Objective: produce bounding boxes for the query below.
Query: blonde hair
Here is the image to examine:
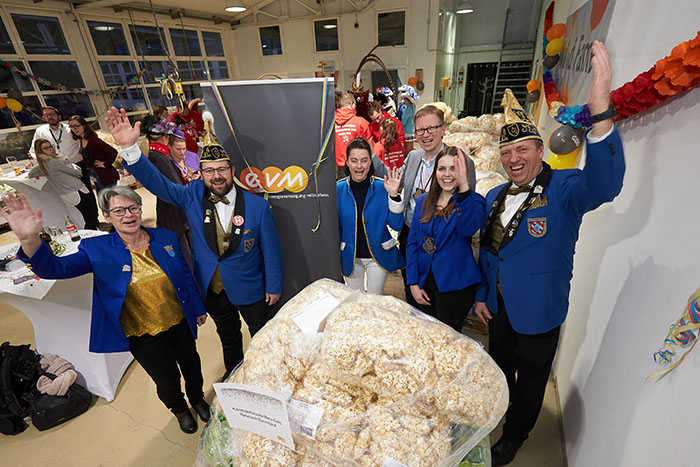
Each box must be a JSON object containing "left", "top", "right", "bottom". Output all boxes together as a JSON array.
[{"left": 33, "top": 139, "right": 57, "bottom": 175}]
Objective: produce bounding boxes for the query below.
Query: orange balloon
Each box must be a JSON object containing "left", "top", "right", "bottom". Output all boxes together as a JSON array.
[
  {"left": 547, "top": 23, "right": 566, "bottom": 41},
  {"left": 407, "top": 77, "right": 418, "bottom": 86},
  {"left": 546, "top": 38, "right": 563, "bottom": 56},
  {"left": 526, "top": 80, "right": 540, "bottom": 92},
  {"left": 0, "top": 96, "right": 6, "bottom": 109}
]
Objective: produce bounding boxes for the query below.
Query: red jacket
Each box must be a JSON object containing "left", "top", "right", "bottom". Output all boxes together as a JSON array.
[
  {"left": 334, "top": 107, "right": 371, "bottom": 167},
  {"left": 373, "top": 139, "right": 405, "bottom": 171},
  {"left": 170, "top": 109, "right": 204, "bottom": 153},
  {"left": 369, "top": 111, "right": 405, "bottom": 147},
  {"left": 83, "top": 135, "right": 119, "bottom": 186}
]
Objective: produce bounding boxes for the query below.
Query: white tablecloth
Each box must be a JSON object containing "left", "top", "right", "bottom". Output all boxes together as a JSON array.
[{"left": 0, "top": 233, "right": 133, "bottom": 401}]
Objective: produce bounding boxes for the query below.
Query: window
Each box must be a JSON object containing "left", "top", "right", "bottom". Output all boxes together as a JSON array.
[
  {"left": 11, "top": 14, "right": 70, "bottom": 54},
  {"left": 29, "top": 61, "right": 85, "bottom": 90},
  {"left": 208, "top": 61, "right": 229, "bottom": 80},
  {"left": 1, "top": 61, "right": 34, "bottom": 93},
  {"left": 140, "top": 60, "right": 171, "bottom": 82},
  {"left": 146, "top": 87, "right": 173, "bottom": 107},
  {"left": 88, "top": 21, "right": 129, "bottom": 56},
  {"left": 43, "top": 94, "right": 94, "bottom": 118},
  {"left": 314, "top": 19, "right": 338, "bottom": 52},
  {"left": 378, "top": 11, "right": 405, "bottom": 47},
  {"left": 202, "top": 31, "right": 224, "bottom": 57},
  {"left": 0, "top": 96, "right": 42, "bottom": 130},
  {"left": 99, "top": 61, "right": 137, "bottom": 87},
  {"left": 129, "top": 25, "right": 168, "bottom": 56},
  {"left": 259, "top": 26, "right": 282, "bottom": 56},
  {"left": 0, "top": 18, "right": 15, "bottom": 55},
  {"left": 177, "top": 61, "right": 207, "bottom": 81},
  {"left": 110, "top": 88, "right": 147, "bottom": 113},
  {"left": 170, "top": 28, "right": 201, "bottom": 56}
]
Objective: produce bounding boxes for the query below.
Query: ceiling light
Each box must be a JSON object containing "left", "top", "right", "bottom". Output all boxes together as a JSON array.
[
  {"left": 323, "top": 24, "right": 337, "bottom": 29},
  {"left": 225, "top": 0, "right": 246, "bottom": 13},
  {"left": 456, "top": 1, "right": 475, "bottom": 14},
  {"left": 94, "top": 25, "right": 116, "bottom": 31}
]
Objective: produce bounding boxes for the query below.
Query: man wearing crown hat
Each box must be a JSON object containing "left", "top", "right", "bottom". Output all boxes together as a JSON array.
[
  {"left": 106, "top": 108, "right": 283, "bottom": 378},
  {"left": 473, "top": 41, "right": 625, "bottom": 465}
]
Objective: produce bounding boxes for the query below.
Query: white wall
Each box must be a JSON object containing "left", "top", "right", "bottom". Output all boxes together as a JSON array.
[{"left": 534, "top": 0, "right": 700, "bottom": 465}]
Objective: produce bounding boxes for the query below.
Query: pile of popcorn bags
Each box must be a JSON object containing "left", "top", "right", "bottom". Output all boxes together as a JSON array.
[{"left": 199, "top": 279, "right": 508, "bottom": 466}]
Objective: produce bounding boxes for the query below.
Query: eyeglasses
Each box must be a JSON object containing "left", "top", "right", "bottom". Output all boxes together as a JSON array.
[
  {"left": 40, "top": 145, "right": 54, "bottom": 151},
  {"left": 201, "top": 167, "right": 231, "bottom": 176},
  {"left": 414, "top": 125, "right": 443, "bottom": 136},
  {"left": 108, "top": 205, "right": 142, "bottom": 217},
  {"left": 69, "top": 124, "right": 82, "bottom": 129}
]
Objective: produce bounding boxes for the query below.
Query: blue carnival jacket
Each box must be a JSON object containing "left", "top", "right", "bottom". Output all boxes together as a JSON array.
[
  {"left": 124, "top": 155, "right": 283, "bottom": 305},
  {"left": 476, "top": 127, "right": 625, "bottom": 334},
  {"left": 406, "top": 191, "right": 486, "bottom": 292},
  {"left": 18, "top": 228, "right": 205, "bottom": 353},
  {"left": 337, "top": 176, "right": 405, "bottom": 276}
]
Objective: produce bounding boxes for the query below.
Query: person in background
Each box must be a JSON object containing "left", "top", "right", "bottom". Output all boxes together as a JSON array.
[
  {"left": 169, "top": 128, "right": 201, "bottom": 179},
  {"left": 29, "top": 139, "right": 94, "bottom": 228},
  {"left": 373, "top": 118, "right": 405, "bottom": 172},
  {"left": 1, "top": 186, "right": 210, "bottom": 434},
  {"left": 334, "top": 92, "right": 371, "bottom": 180},
  {"left": 398, "top": 84, "right": 418, "bottom": 154},
  {"left": 170, "top": 99, "right": 204, "bottom": 154},
  {"left": 406, "top": 146, "right": 486, "bottom": 332},
  {"left": 473, "top": 42, "right": 624, "bottom": 466},
  {"left": 107, "top": 107, "right": 283, "bottom": 380},
  {"left": 141, "top": 115, "right": 192, "bottom": 264},
  {"left": 337, "top": 138, "right": 404, "bottom": 295},
  {"left": 367, "top": 102, "right": 405, "bottom": 148},
  {"left": 68, "top": 115, "right": 119, "bottom": 193},
  {"left": 153, "top": 105, "right": 170, "bottom": 120}
]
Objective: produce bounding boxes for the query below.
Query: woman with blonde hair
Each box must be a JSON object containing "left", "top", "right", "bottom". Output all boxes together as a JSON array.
[{"left": 29, "top": 138, "right": 98, "bottom": 229}]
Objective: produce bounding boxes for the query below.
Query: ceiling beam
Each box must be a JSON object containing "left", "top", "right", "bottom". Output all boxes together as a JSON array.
[
  {"left": 75, "top": 0, "right": 133, "bottom": 10},
  {"left": 233, "top": 0, "right": 278, "bottom": 21},
  {"left": 294, "top": 0, "right": 319, "bottom": 15}
]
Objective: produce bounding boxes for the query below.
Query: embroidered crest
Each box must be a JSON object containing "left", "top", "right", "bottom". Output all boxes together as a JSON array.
[
  {"left": 233, "top": 215, "right": 244, "bottom": 226},
  {"left": 164, "top": 245, "right": 175, "bottom": 257},
  {"left": 527, "top": 218, "right": 547, "bottom": 237},
  {"left": 529, "top": 195, "right": 548, "bottom": 209},
  {"left": 122, "top": 265, "right": 131, "bottom": 272},
  {"left": 244, "top": 238, "right": 255, "bottom": 252}
]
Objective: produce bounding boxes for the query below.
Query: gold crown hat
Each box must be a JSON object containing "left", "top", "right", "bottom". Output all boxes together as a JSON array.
[
  {"left": 200, "top": 120, "right": 231, "bottom": 163},
  {"left": 499, "top": 88, "right": 543, "bottom": 147}
]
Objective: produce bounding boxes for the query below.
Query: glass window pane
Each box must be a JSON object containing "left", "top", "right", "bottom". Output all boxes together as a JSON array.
[
  {"left": 181, "top": 84, "right": 203, "bottom": 101},
  {"left": 44, "top": 93, "right": 94, "bottom": 118},
  {"left": 169, "top": 28, "right": 201, "bottom": 57},
  {"left": 208, "top": 61, "right": 229, "bottom": 80},
  {"left": 259, "top": 26, "right": 282, "bottom": 56},
  {"left": 201, "top": 31, "right": 224, "bottom": 57},
  {"left": 177, "top": 61, "right": 207, "bottom": 81},
  {"left": 11, "top": 14, "right": 70, "bottom": 55},
  {"left": 0, "top": 18, "right": 15, "bottom": 55},
  {"left": 28, "top": 61, "right": 85, "bottom": 90},
  {"left": 0, "top": 96, "right": 42, "bottom": 130},
  {"left": 99, "top": 61, "right": 137, "bottom": 86},
  {"left": 0, "top": 61, "right": 35, "bottom": 93},
  {"left": 88, "top": 21, "right": 129, "bottom": 56},
  {"left": 378, "top": 11, "right": 405, "bottom": 47},
  {"left": 147, "top": 86, "right": 175, "bottom": 107},
  {"left": 110, "top": 88, "right": 147, "bottom": 113},
  {"left": 140, "top": 60, "right": 176, "bottom": 83},
  {"left": 0, "top": 129, "right": 38, "bottom": 162},
  {"left": 129, "top": 25, "right": 168, "bottom": 56},
  {"left": 314, "top": 19, "right": 338, "bottom": 52}
]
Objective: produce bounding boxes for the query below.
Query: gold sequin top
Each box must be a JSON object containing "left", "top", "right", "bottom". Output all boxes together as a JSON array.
[{"left": 120, "top": 247, "right": 185, "bottom": 338}]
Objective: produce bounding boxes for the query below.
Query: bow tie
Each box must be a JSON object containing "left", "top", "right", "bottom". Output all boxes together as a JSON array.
[
  {"left": 506, "top": 185, "right": 531, "bottom": 196},
  {"left": 208, "top": 194, "right": 230, "bottom": 205}
]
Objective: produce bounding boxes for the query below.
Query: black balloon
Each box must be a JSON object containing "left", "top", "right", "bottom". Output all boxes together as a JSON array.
[
  {"left": 543, "top": 54, "right": 560, "bottom": 69},
  {"left": 525, "top": 90, "right": 541, "bottom": 103},
  {"left": 548, "top": 125, "right": 584, "bottom": 155}
]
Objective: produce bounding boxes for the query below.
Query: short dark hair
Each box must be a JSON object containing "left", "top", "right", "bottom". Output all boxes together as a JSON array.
[
  {"left": 41, "top": 106, "right": 59, "bottom": 115},
  {"left": 344, "top": 137, "right": 374, "bottom": 178}
]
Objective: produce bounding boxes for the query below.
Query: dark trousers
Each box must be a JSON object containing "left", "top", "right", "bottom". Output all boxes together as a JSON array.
[
  {"left": 418, "top": 268, "right": 477, "bottom": 332},
  {"left": 74, "top": 161, "right": 99, "bottom": 230},
  {"left": 205, "top": 289, "right": 272, "bottom": 373},
  {"left": 488, "top": 293, "right": 560, "bottom": 443},
  {"left": 399, "top": 225, "right": 419, "bottom": 308},
  {"left": 128, "top": 320, "right": 204, "bottom": 412}
]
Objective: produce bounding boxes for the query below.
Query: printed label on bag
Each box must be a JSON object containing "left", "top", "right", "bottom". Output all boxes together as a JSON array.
[
  {"left": 288, "top": 398, "right": 324, "bottom": 439},
  {"left": 383, "top": 456, "right": 409, "bottom": 467},
  {"left": 291, "top": 294, "right": 340, "bottom": 335}
]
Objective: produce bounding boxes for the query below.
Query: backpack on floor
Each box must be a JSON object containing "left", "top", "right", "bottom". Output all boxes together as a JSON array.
[
  {"left": 0, "top": 342, "right": 41, "bottom": 435},
  {"left": 25, "top": 380, "right": 92, "bottom": 431}
]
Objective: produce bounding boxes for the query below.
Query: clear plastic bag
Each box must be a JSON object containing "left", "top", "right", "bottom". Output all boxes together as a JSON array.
[{"left": 199, "top": 279, "right": 508, "bottom": 467}]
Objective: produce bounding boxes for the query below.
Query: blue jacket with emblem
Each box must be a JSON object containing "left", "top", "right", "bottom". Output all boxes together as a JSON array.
[
  {"left": 124, "top": 155, "right": 283, "bottom": 305},
  {"left": 17, "top": 228, "right": 205, "bottom": 353},
  {"left": 476, "top": 128, "right": 625, "bottom": 334},
  {"left": 337, "top": 176, "right": 405, "bottom": 276},
  {"left": 406, "top": 191, "right": 486, "bottom": 292}
]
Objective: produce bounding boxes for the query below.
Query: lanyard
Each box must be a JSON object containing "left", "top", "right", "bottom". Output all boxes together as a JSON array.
[{"left": 49, "top": 126, "right": 63, "bottom": 150}]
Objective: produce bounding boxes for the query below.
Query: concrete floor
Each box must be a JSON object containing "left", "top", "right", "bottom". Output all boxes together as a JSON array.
[{"left": 0, "top": 188, "right": 566, "bottom": 466}]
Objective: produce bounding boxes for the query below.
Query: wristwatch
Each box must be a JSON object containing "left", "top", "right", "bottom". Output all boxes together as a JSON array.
[{"left": 589, "top": 104, "right": 617, "bottom": 123}]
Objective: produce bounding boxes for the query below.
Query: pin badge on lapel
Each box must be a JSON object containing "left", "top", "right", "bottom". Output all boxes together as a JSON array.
[
  {"left": 233, "top": 215, "right": 244, "bottom": 226},
  {"left": 204, "top": 209, "right": 212, "bottom": 224},
  {"left": 234, "top": 228, "right": 241, "bottom": 235},
  {"left": 534, "top": 185, "right": 543, "bottom": 194},
  {"left": 164, "top": 245, "right": 175, "bottom": 257},
  {"left": 122, "top": 265, "right": 131, "bottom": 272}
]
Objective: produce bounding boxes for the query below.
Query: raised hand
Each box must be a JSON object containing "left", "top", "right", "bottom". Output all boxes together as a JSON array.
[
  {"left": 453, "top": 148, "right": 470, "bottom": 192},
  {"left": 383, "top": 168, "right": 403, "bottom": 198},
  {"left": 105, "top": 107, "right": 141, "bottom": 148},
  {"left": 0, "top": 193, "right": 43, "bottom": 257},
  {"left": 588, "top": 41, "right": 614, "bottom": 136}
]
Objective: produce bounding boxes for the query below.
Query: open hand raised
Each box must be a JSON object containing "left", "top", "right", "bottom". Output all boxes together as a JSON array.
[
  {"left": 105, "top": 107, "right": 142, "bottom": 148},
  {"left": 383, "top": 167, "right": 403, "bottom": 198}
]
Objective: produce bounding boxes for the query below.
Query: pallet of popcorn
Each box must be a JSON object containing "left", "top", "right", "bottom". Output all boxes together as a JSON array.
[{"left": 199, "top": 279, "right": 508, "bottom": 467}]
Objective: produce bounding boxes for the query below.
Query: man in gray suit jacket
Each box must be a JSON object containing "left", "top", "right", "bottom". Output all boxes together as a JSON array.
[{"left": 382, "top": 105, "right": 475, "bottom": 307}]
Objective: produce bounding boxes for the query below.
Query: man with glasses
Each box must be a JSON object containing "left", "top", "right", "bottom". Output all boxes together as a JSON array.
[
  {"left": 396, "top": 105, "right": 475, "bottom": 307},
  {"left": 105, "top": 107, "right": 283, "bottom": 379}
]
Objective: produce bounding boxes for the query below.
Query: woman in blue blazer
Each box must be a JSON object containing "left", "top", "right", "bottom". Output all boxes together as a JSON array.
[
  {"left": 337, "top": 138, "right": 404, "bottom": 294},
  {"left": 1, "top": 186, "right": 209, "bottom": 434},
  {"left": 406, "top": 146, "right": 487, "bottom": 331}
]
